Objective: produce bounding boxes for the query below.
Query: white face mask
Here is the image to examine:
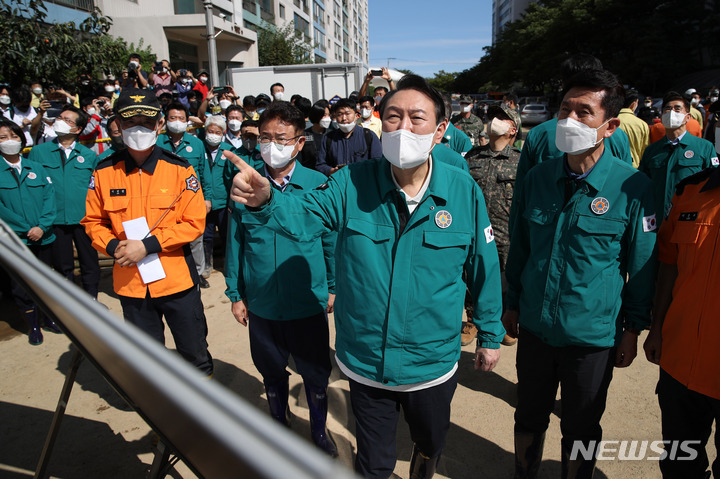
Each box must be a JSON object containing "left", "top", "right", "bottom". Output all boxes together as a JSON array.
[
  {"left": 691, "top": 98, "right": 700, "bottom": 106},
  {"left": 0, "top": 140, "right": 22, "bottom": 156},
  {"left": 86, "top": 108, "right": 96, "bottom": 117},
  {"left": 382, "top": 126, "right": 439, "bottom": 169},
  {"left": 644, "top": 102, "right": 653, "bottom": 108},
  {"left": 662, "top": 110, "right": 686, "bottom": 129},
  {"left": 338, "top": 122, "right": 355, "bottom": 133},
  {"left": 105, "top": 85, "right": 116, "bottom": 93},
  {"left": 711, "top": 97, "right": 719, "bottom": 103},
  {"left": 129, "top": 61, "right": 140, "bottom": 68},
  {"left": 462, "top": 104, "right": 472, "bottom": 113},
  {"left": 260, "top": 140, "right": 297, "bottom": 169},
  {"left": 205, "top": 133, "right": 223, "bottom": 147},
  {"left": 228, "top": 119, "right": 242, "bottom": 132},
  {"left": 32, "top": 87, "right": 42, "bottom": 95},
  {"left": 361, "top": 109, "right": 373, "bottom": 119},
  {"left": 319, "top": 117, "right": 332, "bottom": 129},
  {"left": 122, "top": 125, "right": 158, "bottom": 151},
  {"left": 199, "top": 76, "right": 208, "bottom": 83},
  {"left": 0, "top": 95, "right": 10, "bottom": 105},
  {"left": 555, "top": 117, "right": 610, "bottom": 155},
  {"left": 219, "top": 99, "right": 232, "bottom": 110},
  {"left": 167, "top": 120, "right": 187, "bottom": 134},
  {"left": 53, "top": 119, "right": 73, "bottom": 136},
  {"left": 273, "top": 91, "right": 284, "bottom": 101},
  {"left": 489, "top": 118, "right": 511, "bottom": 137},
  {"left": 374, "top": 95, "right": 382, "bottom": 104}
]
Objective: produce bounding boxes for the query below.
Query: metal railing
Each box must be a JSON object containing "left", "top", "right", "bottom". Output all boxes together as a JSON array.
[
  {"left": 0, "top": 220, "right": 358, "bottom": 479},
  {"left": 45, "top": 0, "right": 95, "bottom": 12}
]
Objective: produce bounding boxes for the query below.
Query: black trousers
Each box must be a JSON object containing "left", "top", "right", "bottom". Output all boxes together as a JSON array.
[
  {"left": 119, "top": 286, "right": 213, "bottom": 376},
  {"left": 658, "top": 368, "right": 720, "bottom": 478},
  {"left": 247, "top": 310, "right": 331, "bottom": 389},
  {"left": 203, "top": 207, "right": 228, "bottom": 270},
  {"left": 348, "top": 372, "right": 458, "bottom": 479},
  {"left": 52, "top": 224, "right": 100, "bottom": 298},
  {"left": 515, "top": 330, "right": 615, "bottom": 450},
  {"left": 11, "top": 244, "right": 53, "bottom": 311}
]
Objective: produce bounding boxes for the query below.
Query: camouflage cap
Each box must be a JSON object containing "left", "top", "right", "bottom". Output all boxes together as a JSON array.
[
  {"left": 488, "top": 104, "right": 520, "bottom": 127},
  {"left": 458, "top": 94, "right": 473, "bottom": 104},
  {"left": 115, "top": 88, "right": 161, "bottom": 120}
]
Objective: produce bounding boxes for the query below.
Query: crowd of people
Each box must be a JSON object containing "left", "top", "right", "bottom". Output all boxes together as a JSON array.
[{"left": 1, "top": 52, "right": 719, "bottom": 479}]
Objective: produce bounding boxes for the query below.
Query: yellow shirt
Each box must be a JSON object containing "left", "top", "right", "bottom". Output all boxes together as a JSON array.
[
  {"left": 618, "top": 108, "right": 650, "bottom": 168},
  {"left": 358, "top": 114, "right": 382, "bottom": 139},
  {"left": 691, "top": 106, "right": 704, "bottom": 131}
]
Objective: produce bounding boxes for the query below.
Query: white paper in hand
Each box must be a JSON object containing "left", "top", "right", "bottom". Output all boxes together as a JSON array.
[{"left": 121, "top": 217, "right": 166, "bottom": 284}]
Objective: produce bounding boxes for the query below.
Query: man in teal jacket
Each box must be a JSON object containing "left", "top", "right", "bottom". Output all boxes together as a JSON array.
[
  {"left": 229, "top": 75, "right": 503, "bottom": 479},
  {"left": 504, "top": 70, "right": 657, "bottom": 478},
  {"left": 638, "top": 91, "right": 718, "bottom": 224},
  {"left": 28, "top": 105, "right": 100, "bottom": 298},
  {"left": 156, "top": 102, "right": 210, "bottom": 287},
  {"left": 225, "top": 102, "right": 338, "bottom": 456}
]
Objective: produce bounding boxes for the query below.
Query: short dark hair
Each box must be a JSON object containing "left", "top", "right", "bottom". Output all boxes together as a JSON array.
[
  {"left": 241, "top": 119, "right": 259, "bottom": 130},
  {"left": 270, "top": 82, "right": 284, "bottom": 94},
  {"left": 129, "top": 53, "right": 142, "bottom": 62},
  {"left": 623, "top": 89, "right": 639, "bottom": 109},
  {"left": 440, "top": 93, "right": 453, "bottom": 120},
  {"left": 374, "top": 86, "right": 388, "bottom": 95},
  {"left": 504, "top": 93, "right": 518, "bottom": 105},
  {"left": 242, "top": 95, "right": 256, "bottom": 108},
  {"left": 358, "top": 95, "right": 375, "bottom": 106},
  {"left": 11, "top": 86, "right": 31, "bottom": 105},
  {"left": 225, "top": 105, "right": 244, "bottom": 118},
  {"left": 290, "top": 94, "right": 302, "bottom": 104},
  {"left": 80, "top": 97, "right": 95, "bottom": 109},
  {"left": 560, "top": 53, "right": 603, "bottom": 83},
  {"left": 332, "top": 98, "right": 357, "bottom": 113},
  {"left": 259, "top": 101, "right": 305, "bottom": 134},
  {"left": 379, "top": 74, "right": 445, "bottom": 123},
  {"left": 295, "top": 96, "right": 312, "bottom": 117},
  {"left": 308, "top": 103, "right": 327, "bottom": 124},
  {"left": 662, "top": 91, "right": 691, "bottom": 113},
  {"left": 0, "top": 119, "right": 27, "bottom": 150},
  {"left": 166, "top": 101, "right": 189, "bottom": 120},
  {"left": 561, "top": 69, "right": 624, "bottom": 119},
  {"left": 314, "top": 99, "right": 330, "bottom": 110},
  {"left": 61, "top": 104, "right": 89, "bottom": 131}
]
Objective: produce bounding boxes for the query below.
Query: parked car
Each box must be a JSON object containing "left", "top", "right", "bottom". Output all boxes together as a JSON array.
[{"left": 520, "top": 104, "right": 551, "bottom": 125}]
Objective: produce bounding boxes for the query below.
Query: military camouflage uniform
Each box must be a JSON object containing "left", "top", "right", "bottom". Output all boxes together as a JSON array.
[
  {"left": 465, "top": 143, "right": 521, "bottom": 269},
  {"left": 451, "top": 113, "right": 484, "bottom": 146}
]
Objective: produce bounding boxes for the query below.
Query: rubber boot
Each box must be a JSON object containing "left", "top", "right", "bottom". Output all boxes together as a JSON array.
[
  {"left": 409, "top": 443, "right": 439, "bottom": 479},
  {"left": 561, "top": 439, "right": 597, "bottom": 479},
  {"left": 514, "top": 431, "right": 545, "bottom": 479},
  {"left": 265, "top": 382, "right": 291, "bottom": 427},
  {"left": 42, "top": 315, "right": 62, "bottom": 334},
  {"left": 304, "top": 385, "right": 338, "bottom": 457},
  {"left": 24, "top": 308, "right": 43, "bottom": 345}
]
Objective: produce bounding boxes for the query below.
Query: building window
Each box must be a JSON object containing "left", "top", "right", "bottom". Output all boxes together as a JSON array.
[
  {"left": 294, "top": 13, "right": 310, "bottom": 42},
  {"left": 279, "top": 3, "right": 285, "bottom": 18}
]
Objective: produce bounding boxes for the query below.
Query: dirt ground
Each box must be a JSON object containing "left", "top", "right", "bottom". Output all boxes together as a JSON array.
[{"left": 0, "top": 267, "right": 715, "bottom": 478}]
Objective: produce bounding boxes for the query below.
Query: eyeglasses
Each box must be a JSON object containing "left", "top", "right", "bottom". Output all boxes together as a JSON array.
[
  {"left": 662, "top": 105, "right": 686, "bottom": 113},
  {"left": 58, "top": 116, "right": 77, "bottom": 126},
  {"left": 258, "top": 135, "right": 300, "bottom": 145}
]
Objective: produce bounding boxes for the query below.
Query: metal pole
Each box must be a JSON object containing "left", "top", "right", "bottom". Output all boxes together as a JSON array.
[{"left": 204, "top": 0, "right": 220, "bottom": 87}]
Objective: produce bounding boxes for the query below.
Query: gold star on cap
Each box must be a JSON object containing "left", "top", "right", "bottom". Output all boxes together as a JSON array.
[{"left": 130, "top": 95, "right": 145, "bottom": 103}]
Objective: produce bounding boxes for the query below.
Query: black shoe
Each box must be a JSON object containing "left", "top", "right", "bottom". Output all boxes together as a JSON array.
[
  {"left": 409, "top": 443, "right": 439, "bottom": 479},
  {"left": 42, "top": 318, "right": 63, "bottom": 334},
  {"left": 266, "top": 382, "right": 292, "bottom": 427},
  {"left": 199, "top": 277, "right": 210, "bottom": 289},
  {"left": 24, "top": 308, "right": 43, "bottom": 346}
]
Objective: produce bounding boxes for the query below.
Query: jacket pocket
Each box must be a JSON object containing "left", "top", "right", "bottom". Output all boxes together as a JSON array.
[{"left": 345, "top": 217, "right": 393, "bottom": 242}]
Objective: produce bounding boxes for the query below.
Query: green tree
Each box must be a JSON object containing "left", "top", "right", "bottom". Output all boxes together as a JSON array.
[
  {"left": 0, "top": 0, "right": 155, "bottom": 89},
  {"left": 427, "top": 70, "right": 457, "bottom": 93},
  {"left": 257, "top": 23, "right": 313, "bottom": 66}
]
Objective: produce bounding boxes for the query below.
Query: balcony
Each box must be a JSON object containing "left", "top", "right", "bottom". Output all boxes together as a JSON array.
[
  {"left": 260, "top": 7, "right": 274, "bottom": 21},
  {"left": 45, "top": 0, "right": 94, "bottom": 11},
  {"left": 243, "top": 0, "right": 257, "bottom": 13}
]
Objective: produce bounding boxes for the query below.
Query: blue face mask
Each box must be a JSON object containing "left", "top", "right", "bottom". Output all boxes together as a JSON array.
[{"left": 257, "top": 108, "right": 266, "bottom": 115}]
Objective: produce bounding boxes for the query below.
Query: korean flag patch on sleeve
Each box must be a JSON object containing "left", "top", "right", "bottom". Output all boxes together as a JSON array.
[
  {"left": 88, "top": 175, "right": 95, "bottom": 190},
  {"left": 712, "top": 156, "right": 719, "bottom": 167},
  {"left": 643, "top": 214, "right": 657, "bottom": 232},
  {"left": 484, "top": 225, "right": 495, "bottom": 243}
]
